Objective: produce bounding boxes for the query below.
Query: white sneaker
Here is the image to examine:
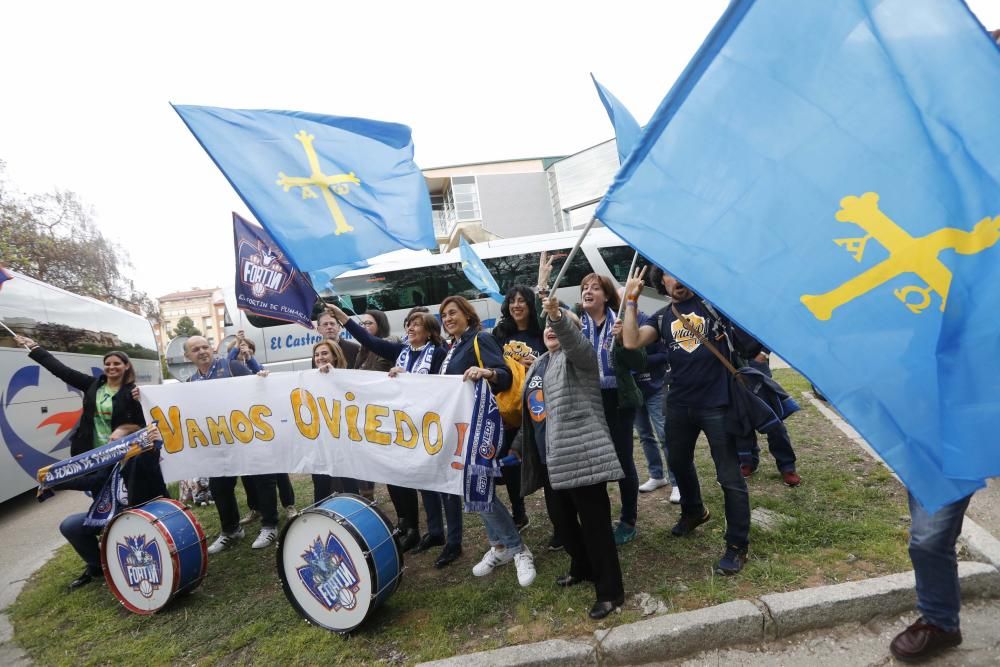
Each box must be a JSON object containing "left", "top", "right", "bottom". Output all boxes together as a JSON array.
[
  {"left": 639, "top": 477, "right": 669, "bottom": 493},
  {"left": 514, "top": 548, "right": 536, "bottom": 587},
  {"left": 669, "top": 485, "right": 681, "bottom": 504},
  {"left": 207, "top": 527, "right": 245, "bottom": 554},
  {"left": 472, "top": 546, "right": 516, "bottom": 576},
  {"left": 251, "top": 526, "right": 278, "bottom": 549}
]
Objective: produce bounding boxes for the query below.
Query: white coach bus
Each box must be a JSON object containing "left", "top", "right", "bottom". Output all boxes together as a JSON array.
[
  {"left": 223, "top": 228, "right": 666, "bottom": 372},
  {"left": 0, "top": 270, "right": 161, "bottom": 503}
]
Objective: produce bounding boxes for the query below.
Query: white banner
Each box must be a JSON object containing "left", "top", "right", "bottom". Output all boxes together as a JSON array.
[{"left": 139, "top": 369, "right": 479, "bottom": 496}]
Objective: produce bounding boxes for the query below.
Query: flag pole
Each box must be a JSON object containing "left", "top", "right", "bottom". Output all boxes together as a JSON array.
[
  {"left": 551, "top": 217, "right": 598, "bottom": 291},
  {"left": 0, "top": 320, "right": 29, "bottom": 349},
  {"left": 615, "top": 251, "right": 640, "bottom": 319}
]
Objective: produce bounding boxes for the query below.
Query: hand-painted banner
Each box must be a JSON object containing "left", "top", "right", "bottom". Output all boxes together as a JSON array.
[{"left": 139, "top": 370, "right": 487, "bottom": 497}]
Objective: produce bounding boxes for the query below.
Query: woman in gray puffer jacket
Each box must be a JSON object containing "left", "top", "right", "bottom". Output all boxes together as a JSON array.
[{"left": 513, "top": 297, "right": 625, "bottom": 620}]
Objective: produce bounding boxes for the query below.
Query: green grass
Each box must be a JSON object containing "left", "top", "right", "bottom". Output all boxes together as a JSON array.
[{"left": 9, "top": 369, "right": 910, "bottom": 665}]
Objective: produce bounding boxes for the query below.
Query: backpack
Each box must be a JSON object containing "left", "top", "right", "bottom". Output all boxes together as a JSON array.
[{"left": 473, "top": 336, "right": 527, "bottom": 428}]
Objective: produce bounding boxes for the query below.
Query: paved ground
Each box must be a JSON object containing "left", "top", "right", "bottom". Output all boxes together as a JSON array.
[
  {"left": 661, "top": 403, "right": 1000, "bottom": 667},
  {"left": 661, "top": 598, "right": 1000, "bottom": 666},
  {"left": 0, "top": 489, "right": 88, "bottom": 666}
]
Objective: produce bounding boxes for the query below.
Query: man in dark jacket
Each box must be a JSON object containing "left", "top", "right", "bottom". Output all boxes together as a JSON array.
[{"left": 621, "top": 268, "right": 752, "bottom": 576}]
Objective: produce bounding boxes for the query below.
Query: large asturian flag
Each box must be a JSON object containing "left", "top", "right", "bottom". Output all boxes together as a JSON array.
[
  {"left": 596, "top": 0, "right": 1000, "bottom": 512},
  {"left": 591, "top": 74, "right": 641, "bottom": 165},
  {"left": 232, "top": 212, "right": 318, "bottom": 329},
  {"left": 173, "top": 105, "right": 436, "bottom": 290}
]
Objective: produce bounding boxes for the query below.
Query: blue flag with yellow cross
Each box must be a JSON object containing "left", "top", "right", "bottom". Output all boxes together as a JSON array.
[
  {"left": 596, "top": 0, "right": 1000, "bottom": 512},
  {"left": 173, "top": 105, "right": 436, "bottom": 290}
]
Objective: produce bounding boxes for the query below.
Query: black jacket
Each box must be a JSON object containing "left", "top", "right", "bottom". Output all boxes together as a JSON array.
[
  {"left": 27, "top": 346, "right": 165, "bottom": 504},
  {"left": 442, "top": 329, "right": 513, "bottom": 391},
  {"left": 28, "top": 347, "right": 145, "bottom": 456}
]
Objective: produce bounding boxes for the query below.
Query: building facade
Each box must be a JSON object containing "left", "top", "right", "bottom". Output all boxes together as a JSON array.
[
  {"left": 423, "top": 138, "right": 619, "bottom": 251},
  {"left": 153, "top": 288, "right": 227, "bottom": 352}
]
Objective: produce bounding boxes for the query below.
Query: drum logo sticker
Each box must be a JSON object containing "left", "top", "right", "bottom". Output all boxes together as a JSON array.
[
  {"left": 116, "top": 535, "right": 163, "bottom": 598},
  {"left": 298, "top": 533, "right": 361, "bottom": 612}
]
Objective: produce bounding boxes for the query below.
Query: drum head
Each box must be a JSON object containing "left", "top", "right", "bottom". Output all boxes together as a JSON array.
[
  {"left": 278, "top": 509, "right": 375, "bottom": 633},
  {"left": 102, "top": 510, "right": 178, "bottom": 614}
]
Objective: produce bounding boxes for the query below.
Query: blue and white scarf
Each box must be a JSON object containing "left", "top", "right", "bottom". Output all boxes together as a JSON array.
[
  {"left": 581, "top": 307, "right": 617, "bottom": 389},
  {"left": 395, "top": 342, "right": 436, "bottom": 375},
  {"left": 36, "top": 425, "right": 162, "bottom": 526},
  {"left": 463, "top": 379, "right": 503, "bottom": 512}
]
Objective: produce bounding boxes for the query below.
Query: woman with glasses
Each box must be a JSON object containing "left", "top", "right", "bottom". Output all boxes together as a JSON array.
[{"left": 348, "top": 310, "right": 399, "bottom": 373}]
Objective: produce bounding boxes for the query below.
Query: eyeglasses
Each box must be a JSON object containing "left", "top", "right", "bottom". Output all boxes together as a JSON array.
[{"left": 360, "top": 320, "right": 377, "bottom": 327}]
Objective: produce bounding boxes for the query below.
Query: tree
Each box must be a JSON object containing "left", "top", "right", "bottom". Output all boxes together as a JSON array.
[
  {"left": 171, "top": 316, "right": 201, "bottom": 338},
  {"left": 0, "top": 160, "right": 152, "bottom": 314}
]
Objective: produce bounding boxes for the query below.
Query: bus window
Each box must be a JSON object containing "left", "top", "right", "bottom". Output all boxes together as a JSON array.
[
  {"left": 597, "top": 246, "right": 641, "bottom": 283},
  {"left": 38, "top": 288, "right": 159, "bottom": 360},
  {"left": 334, "top": 263, "right": 480, "bottom": 312},
  {"left": 483, "top": 247, "right": 594, "bottom": 294},
  {"left": 0, "top": 278, "right": 45, "bottom": 349}
]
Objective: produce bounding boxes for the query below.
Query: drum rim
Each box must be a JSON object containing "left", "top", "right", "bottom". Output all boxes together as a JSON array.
[
  {"left": 276, "top": 492, "right": 403, "bottom": 634},
  {"left": 100, "top": 497, "right": 206, "bottom": 615}
]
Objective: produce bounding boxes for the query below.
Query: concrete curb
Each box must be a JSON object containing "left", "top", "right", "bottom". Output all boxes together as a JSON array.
[
  {"left": 759, "top": 561, "right": 1000, "bottom": 638},
  {"left": 595, "top": 600, "right": 762, "bottom": 665},
  {"left": 416, "top": 638, "right": 596, "bottom": 666},
  {"left": 416, "top": 562, "right": 1000, "bottom": 666},
  {"left": 962, "top": 516, "right": 1000, "bottom": 570}
]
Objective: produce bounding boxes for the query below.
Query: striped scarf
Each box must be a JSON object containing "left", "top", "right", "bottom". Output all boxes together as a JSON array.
[
  {"left": 463, "top": 379, "right": 503, "bottom": 512},
  {"left": 395, "top": 342, "right": 436, "bottom": 375},
  {"left": 581, "top": 307, "right": 617, "bottom": 389}
]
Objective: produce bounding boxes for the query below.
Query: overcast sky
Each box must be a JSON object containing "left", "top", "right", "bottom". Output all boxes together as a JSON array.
[{"left": 2, "top": 1, "right": 997, "bottom": 300}]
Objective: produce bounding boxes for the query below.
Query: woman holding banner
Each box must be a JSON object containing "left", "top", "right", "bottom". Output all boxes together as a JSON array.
[
  {"left": 14, "top": 335, "right": 166, "bottom": 590},
  {"left": 309, "top": 340, "right": 362, "bottom": 505},
  {"left": 319, "top": 306, "right": 449, "bottom": 553},
  {"left": 540, "top": 253, "right": 645, "bottom": 546},
  {"left": 512, "top": 297, "right": 625, "bottom": 619},
  {"left": 436, "top": 296, "right": 536, "bottom": 585}
]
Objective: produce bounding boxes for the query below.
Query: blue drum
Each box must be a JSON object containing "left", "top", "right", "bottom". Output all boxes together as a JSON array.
[
  {"left": 101, "top": 498, "right": 208, "bottom": 614},
  {"left": 277, "top": 493, "right": 403, "bottom": 633}
]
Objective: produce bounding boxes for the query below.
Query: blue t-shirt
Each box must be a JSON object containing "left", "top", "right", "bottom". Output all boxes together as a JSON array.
[
  {"left": 649, "top": 301, "right": 730, "bottom": 409},
  {"left": 525, "top": 356, "right": 550, "bottom": 464}
]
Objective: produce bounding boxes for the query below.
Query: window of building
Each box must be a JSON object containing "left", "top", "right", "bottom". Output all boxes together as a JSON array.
[{"left": 450, "top": 176, "right": 481, "bottom": 221}]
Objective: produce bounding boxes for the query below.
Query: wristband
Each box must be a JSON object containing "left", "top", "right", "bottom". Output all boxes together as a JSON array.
[{"left": 625, "top": 299, "right": 638, "bottom": 308}]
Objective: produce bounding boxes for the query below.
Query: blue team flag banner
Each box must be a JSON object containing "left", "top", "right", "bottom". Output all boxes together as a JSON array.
[
  {"left": 233, "top": 212, "right": 318, "bottom": 329},
  {"left": 591, "top": 74, "right": 641, "bottom": 165},
  {"left": 596, "top": 0, "right": 1000, "bottom": 512},
  {"left": 173, "top": 105, "right": 436, "bottom": 289},
  {"left": 460, "top": 237, "right": 504, "bottom": 303}
]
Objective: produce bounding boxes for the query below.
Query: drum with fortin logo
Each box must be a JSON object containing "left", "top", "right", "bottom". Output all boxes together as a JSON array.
[
  {"left": 100, "top": 497, "right": 207, "bottom": 614},
  {"left": 277, "top": 493, "right": 403, "bottom": 633}
]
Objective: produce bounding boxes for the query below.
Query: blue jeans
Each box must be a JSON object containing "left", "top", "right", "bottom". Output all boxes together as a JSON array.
[
  {"left": 737, "top": 359, "right": 797, "bottom": 472},
  {"left": 908, "top": 491, "right": 972, "bottom": 632},
  {"left": 422, "top": 491, "right": 463, "bottom": 548},
  {"left": 479, "top": 501, "right": 525, "bottom": 551},
  {"left": 60, "top": 513, "right": 103, "bottom": 575},
  {"left": 635, "top": 387, "right": 675, "bottom": 484},
  {"left": 666, "top": 404, "right": 750, "bottom": 548}
]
